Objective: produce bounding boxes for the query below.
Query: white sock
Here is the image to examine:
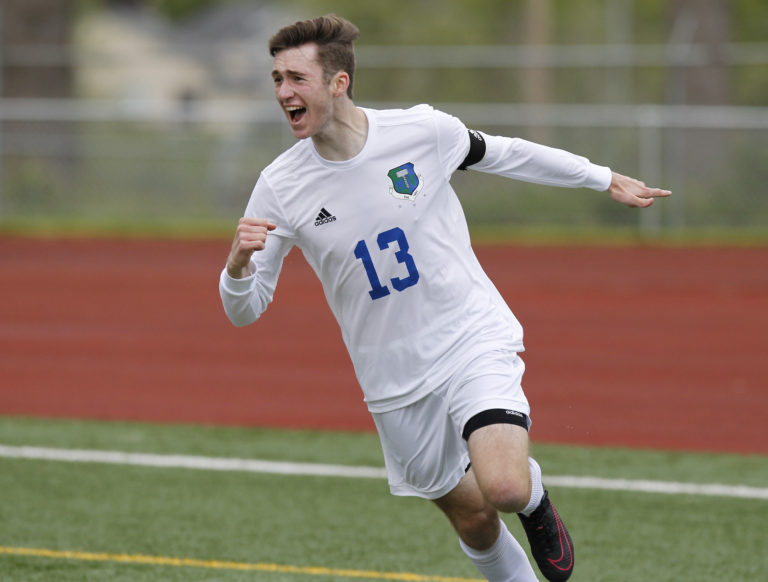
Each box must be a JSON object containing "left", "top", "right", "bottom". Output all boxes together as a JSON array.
[
  {"left": 459, "top": 519, "right": 539, "bottom": 582},
  {"left": 519, "top": 457, "right": 545, "bottom": 517}
]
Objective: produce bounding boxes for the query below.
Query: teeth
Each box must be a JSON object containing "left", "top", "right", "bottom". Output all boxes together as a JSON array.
[{"left": 285, "top": 106, "right": 303, "bottom": 112}]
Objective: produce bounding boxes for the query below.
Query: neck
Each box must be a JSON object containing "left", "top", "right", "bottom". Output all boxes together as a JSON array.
[{"left": 312, "top": 101, "right": 368, "bottom": 161}]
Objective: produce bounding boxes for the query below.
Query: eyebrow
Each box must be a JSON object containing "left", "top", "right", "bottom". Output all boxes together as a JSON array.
[{"left": 271, "top": 68, "right": 307, "bottom": 79}]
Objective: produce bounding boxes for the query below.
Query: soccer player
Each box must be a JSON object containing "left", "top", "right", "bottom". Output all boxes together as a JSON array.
[{"left": 219, "top": 15, "right": 670, "bottom": 582}]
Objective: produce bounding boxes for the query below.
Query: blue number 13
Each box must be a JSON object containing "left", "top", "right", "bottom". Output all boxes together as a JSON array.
[{"left": 354, "top": 227, "right": 420, "bottom": 300}]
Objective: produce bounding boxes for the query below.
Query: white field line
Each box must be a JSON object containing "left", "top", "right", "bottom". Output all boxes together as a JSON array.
[
  {"left": 2, "top": 444, "right": 767, "bottom": 500},
  {"left": 544, "top": 475, "right": 768, "bottom": 500},
  {"left": 0, "top": 444, "right": 387, "bottom": 479}
]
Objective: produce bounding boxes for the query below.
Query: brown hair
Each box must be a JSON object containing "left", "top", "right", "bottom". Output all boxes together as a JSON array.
[{"left": 268, "top": 14, "right": 360, "bottom": 99}]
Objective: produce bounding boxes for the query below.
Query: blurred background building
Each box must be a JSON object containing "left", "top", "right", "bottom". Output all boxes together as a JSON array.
[{"left": 0, "top": 0, "right": 766, "bottom": 239}]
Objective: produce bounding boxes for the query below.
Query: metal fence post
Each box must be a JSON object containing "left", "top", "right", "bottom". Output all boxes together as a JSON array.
[{"left": 638, "top": 107, "right": 662, "bottom": 234}]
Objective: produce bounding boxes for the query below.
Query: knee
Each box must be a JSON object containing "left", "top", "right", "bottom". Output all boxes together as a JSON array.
[{"left": 481, "top": 477, "right": 531, "bottom": 514}]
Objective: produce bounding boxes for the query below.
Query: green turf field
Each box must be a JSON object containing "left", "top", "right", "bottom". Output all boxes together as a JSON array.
[{"left": 1, "top": 416, "right": 766, "bottom": 581}]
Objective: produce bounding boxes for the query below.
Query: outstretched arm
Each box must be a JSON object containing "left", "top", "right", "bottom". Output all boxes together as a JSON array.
[
  {"left": 607, "top": 172, "right": 671, "bottom": 208},
  {"left": 459, "top": 131, "right": 672, "bottom": 206}
]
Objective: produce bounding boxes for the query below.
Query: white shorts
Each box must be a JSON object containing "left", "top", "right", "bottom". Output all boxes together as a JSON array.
[{"left": 371, "top": 350, "right": 530, "bottom": 500}]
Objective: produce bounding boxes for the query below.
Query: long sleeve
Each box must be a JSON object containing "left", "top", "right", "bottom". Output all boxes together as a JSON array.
[
  {"left": 219, "top": 268, "right": 262, "bottom": 327},
  {"left": 218, "top": 230, "right": 293, "bottom": 327},
  {"left": 469, "top": 132, "right": 612, "bottom": 191},
  {"left": 219, "top": 170, "right": 296, "bottom": 327}
]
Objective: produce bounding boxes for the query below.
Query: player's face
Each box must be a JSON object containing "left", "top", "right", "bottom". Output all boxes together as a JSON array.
[{"left": 272, "top": 43, "right": 335, "bottom": 140}]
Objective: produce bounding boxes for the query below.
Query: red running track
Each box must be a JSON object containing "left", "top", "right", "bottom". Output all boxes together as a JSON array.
[{"left": 1, "top": 237, "right": 766, "bottom": 455}]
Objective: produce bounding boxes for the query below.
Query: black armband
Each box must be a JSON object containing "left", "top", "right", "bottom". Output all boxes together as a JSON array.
[{"left": 458, "top": 129, "right": 486, "bottom": 171}]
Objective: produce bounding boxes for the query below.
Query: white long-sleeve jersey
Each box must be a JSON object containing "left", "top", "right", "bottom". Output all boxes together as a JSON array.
[{"left": 220, "top": 105, "right": 611, "bottom": 412}]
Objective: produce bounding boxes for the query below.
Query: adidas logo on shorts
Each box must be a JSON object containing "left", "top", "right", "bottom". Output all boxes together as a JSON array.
[{"left": 314, "top": 207, "right": 336, "bottom": 227}]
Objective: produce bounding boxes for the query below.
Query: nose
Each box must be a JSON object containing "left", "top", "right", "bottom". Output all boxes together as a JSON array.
[{"left": 276, "top": 81, "right": 293, "bottom": 101}]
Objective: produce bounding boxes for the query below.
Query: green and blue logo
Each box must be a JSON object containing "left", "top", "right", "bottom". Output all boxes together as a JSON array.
[{"left": 387, "top": 162, "right": 422, "bottom": 199}]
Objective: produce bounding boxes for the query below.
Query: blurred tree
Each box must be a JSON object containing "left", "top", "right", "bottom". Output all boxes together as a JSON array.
[
  {"left": 669, "top": 0, "right": 731, "bottom": 105},
  {"left": 522, "top": 0, "right": 552, "bottom": 104},
  {"left": 146, "top": 0, "right": 220, "bottom": 22},
  {"left": 0, "top": 0, "right": 77, "bottom": 214},
  {"left": 86, "top": 0, "right": 226, "bottom": 21},
  {"left": 522, "top": 0, "right": 552, "bottom": 140},
  {"left": 666, "top": 0, "right": 732, "bottom": 226},
  {"left": 732, "top": 0, "right": 768, "bottom": 42}
]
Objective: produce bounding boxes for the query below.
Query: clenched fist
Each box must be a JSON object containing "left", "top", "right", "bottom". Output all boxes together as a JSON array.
[{"left": 226, "top": 217, "right": 277, "bottom": 279}]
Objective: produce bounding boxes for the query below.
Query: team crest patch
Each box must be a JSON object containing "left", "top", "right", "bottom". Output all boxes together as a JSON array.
[{"left": 387, "top": 162, "right": 423, "bottom": 200}]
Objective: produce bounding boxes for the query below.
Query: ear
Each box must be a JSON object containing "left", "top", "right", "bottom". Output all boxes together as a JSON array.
[{"left": 331, "top": 71, "right": 350, "bottom": 98}]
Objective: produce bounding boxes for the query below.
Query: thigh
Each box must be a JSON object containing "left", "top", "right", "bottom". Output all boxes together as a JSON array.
[
  {"left": 467, "top": 422, "right": 530, "bottom": 485},
  {"left": 371, "top": 391, "right": 470, "bottom": 500},
  {"left": 467, "top": 422, "right": 531, "bottom": 513},
  {"left": 446, "top": 352, "right": 532, "bottom": 508}
]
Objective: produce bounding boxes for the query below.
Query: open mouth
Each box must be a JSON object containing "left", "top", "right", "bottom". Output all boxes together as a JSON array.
[{"left": 286, "top": 106, "right": 306, "bottom": 123}]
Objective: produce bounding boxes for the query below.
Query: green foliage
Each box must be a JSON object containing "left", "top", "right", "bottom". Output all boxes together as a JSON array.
[
  {"left": 733, "top": 0, "right": 768, "bottom": 41},
  {"left": 146, "top": 0, "right": 219, "bottom": 21}
]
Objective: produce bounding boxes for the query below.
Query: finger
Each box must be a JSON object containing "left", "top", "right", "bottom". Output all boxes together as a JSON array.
[
  {"left": 239, "top": 224, "right": 272, "bottom": 237},
  {"left": 238, "top": 217, "right": 277, "bottom": 229},
  {"left": 243, "top": 234, "right": 270, "bottom": 251},
  {"left": 246, "top": 227, "right": 276, "bottom": 251},
  {"left": 236, "top": 220, "right": 277, "bottom": 238},
  {"left": 635, "top": 188, "right": 671, "bottom": 201},
  {"left": 635, "top": 197, "right": 654, "bottom": 208}
]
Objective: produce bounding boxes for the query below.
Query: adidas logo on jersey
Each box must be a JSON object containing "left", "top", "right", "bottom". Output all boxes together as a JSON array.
[{"left": 314, "top": 207, "right": 336, "bottom": 226}]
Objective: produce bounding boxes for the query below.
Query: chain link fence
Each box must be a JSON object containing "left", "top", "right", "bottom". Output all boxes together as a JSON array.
[
  {"left": 1, "top": 4, "right": 767, "bottom": 240},
  {"left": 2, "top": 97, "right": 766, "bottom": 239}
]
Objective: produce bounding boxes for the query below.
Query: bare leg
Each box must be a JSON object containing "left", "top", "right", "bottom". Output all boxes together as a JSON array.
[
  {"left": 466, "top": 423, "right": 533, "bottom": 513},
  {"left": 433, "top": 469, "right": 538, "bottom": 581}
]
